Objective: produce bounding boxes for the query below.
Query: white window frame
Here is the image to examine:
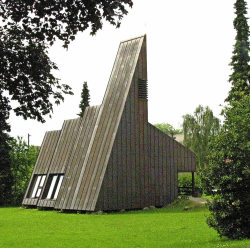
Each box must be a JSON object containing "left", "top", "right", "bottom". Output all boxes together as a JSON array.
[
  {"left": 46, "top": 174, "right": 64, "bottom": 200},
  {"left": 53, "top": 175, "right": 64, "bottom": 200},
  {"left": 31, "top": 175, "right": 46, "bottom": 198},
  {"left": 46, "top": 175, "right": 58, "bottom": 199}
]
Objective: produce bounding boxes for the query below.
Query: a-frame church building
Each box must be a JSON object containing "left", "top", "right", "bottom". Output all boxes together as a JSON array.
[{"left": 23, "top": 35, "right": 196, "bottom": 212}]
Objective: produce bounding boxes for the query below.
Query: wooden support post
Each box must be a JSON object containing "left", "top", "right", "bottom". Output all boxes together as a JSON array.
[{"left": 192, "top": 172, "right": 195, "bottom": 196}]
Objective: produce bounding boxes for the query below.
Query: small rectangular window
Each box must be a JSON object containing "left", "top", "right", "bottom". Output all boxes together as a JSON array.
[
  {"left": 31, "top": 176, "right": 41, "bottom": 198},
  {"left": 47, "top": 175, "right": 58, "bottom": 199},
  {"left": 30, "top": 174, "right": 46, "bottom": 198},
  {"left": 45, "top": 174, "right": 64, "bottom": 200},
  {"left": 53, "top": 175, "right": 64, "bottom": 200},
  {"left": 40, "top": 175, "right": 46, "bottom": 187},
  {"left": 36, "top": 188, "right": 42, "bottom": 198}
]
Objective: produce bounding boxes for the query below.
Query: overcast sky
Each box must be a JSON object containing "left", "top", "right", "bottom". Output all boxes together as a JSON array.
[{"left": 9, "top": 0, "right": 239, "bottom": 146}]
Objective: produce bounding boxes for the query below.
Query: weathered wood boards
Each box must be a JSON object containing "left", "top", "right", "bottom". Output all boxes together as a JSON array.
[
  {"left": 22, "top": 130, "right": 61, "bottom": 206},
  {"left": 23, "top": 35, "right": 196, "bottom": 212},
  {"left": 37, "top": 118, "right": 81, "bottom": 208},
  {"left": 55, "top": 105, "right": 101, "bottom": 210}
]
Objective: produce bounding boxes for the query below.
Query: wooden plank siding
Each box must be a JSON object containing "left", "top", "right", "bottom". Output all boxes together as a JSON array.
[
  {"left": 95, "top": 36, "right": 180, "bottom": 210},
  {"left": 22, "top": 130, "right": 61, "bottom": 206},
  {"left": 55, "top": 105, "right": 101, "bottom": 210},
  {"left": 23, "top": 35, "right": 196, "bottom": 212},
  {"left": 37, "top": 118, "right": 81, "bottom": 208},
  {"left": 65, "top": 36, "right": 144, "bottom": 211}
]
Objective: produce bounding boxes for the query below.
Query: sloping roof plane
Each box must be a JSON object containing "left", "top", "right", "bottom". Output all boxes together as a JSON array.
[
  {"left": 66, "top": 36, "right": 145, "bottom": 211},
  {"left": 23, "top": 35, "right": 196, "bottom": 212}
]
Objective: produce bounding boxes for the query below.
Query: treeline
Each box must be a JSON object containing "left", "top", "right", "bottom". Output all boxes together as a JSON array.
[
  {"left": 0, "top": 136, "right": 39, "bottom": 206},
  {"left": 155, "top": 104, "right": 221, "bottom": 170}
]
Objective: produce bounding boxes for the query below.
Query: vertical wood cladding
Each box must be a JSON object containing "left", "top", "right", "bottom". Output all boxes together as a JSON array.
[
  {"left": 23, "top": 35, "right": 196, "bottom": 211},
  {"left": 37, "top": 118, "right": 82, "bottom": 208},
  {"left": 96, "top": 119, "right": 195, "bottom": 211},
  {"left": 55, "top": 105, "right": 101, "bottom": 210},
  {"left": 95, "top": 36, "right": 181, "bottom": 210},
  {"left": 22, "top": 130, "right": 61, "bottom": 206}
]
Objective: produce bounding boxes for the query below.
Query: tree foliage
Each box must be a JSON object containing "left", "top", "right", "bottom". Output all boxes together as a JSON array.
[
  {"left": 0, "top": 91, "right": 11, "bottom": 133},
  {"left": 182, "top": 105, "right": 221, "bottom": 168},
  {"left": 154, "top": 123, "right": 182, "bottom": 135},
  {"left": 0, "top": 0, "right": 133, "bottom": 130},
  {"left": 0, "top": 0, "right": 132, "bottom": 206},
  {"left": 0, "top": 0, "right": 133, "bottom": 48},
  {"left": 0, "top": 32, "right": 73, "bottom": 128},
  {"left": 0, "top": 135, "right": 39, "bottom": 206},
  {"left": 202, "top": 0, "right": 250, "bottom": 239},
  {"left": 78, "top": 81, "right": 90, "bottom": 117},
  {"left": 0, "top": 132, "right": 13, "bottom": 205},
  {"left": 0, "top": 89, "right": 12, "bottom": 205},
  {"left": 202, "top": 95, "right": 250, "bottom": 239},
  {"left": 9, "top": 137, "right": 39, "bottom": 205},
  {"left": 178, "top": 173, "right": 201, "bottom": 191},
  {"left": 227, "top": 0, "right": 250, "bottom": 103}
]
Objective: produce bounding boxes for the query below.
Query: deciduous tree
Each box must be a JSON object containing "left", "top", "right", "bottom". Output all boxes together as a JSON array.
[
  {"left": 0, "top": 1, "right": 133, "bottom": 193},
  {"left": 0, "top": 132, "right": 13, "bottom": 205},
  {"left": 0, "top": 0, "right": 133, "bottom": 130},
  {"left": 202, "top": 95, "right": 250, "bottom": 239},
  {"left": 182, "top": 105, "right": 221, "bottom": 168},
  {"left": 0, "top": 95, "right": 12, "bottom": 205},
  {"left": 9, "top": 137, "right": 39, "bottom": 205},
  {"left": 154, "top": 123, "right": 182, "bottom": 135}
]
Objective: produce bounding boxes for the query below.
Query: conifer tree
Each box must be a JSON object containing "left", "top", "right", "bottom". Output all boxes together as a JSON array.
[
  {"left": 78, "top": 82, "right": 90, "bottom": 117},
  {"left": 227, "top": 0, "right": 250, "bottom": 102},
  {"left": 202, "top": 0, "right": 250, "bottom": 239}
]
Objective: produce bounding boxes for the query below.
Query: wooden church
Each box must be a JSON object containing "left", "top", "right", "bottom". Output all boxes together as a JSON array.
[{"left": 23, "top": 35, "right": 196, "bottom": 212}]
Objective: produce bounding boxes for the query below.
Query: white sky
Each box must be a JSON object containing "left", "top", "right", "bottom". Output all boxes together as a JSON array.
[{"left": 9, "top": 0, "right": 238, "bottom": 146}]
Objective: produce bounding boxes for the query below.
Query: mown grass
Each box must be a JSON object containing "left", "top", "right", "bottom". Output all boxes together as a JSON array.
[{"left": 0, "top": 199, "right": 249, "bottom": 248}]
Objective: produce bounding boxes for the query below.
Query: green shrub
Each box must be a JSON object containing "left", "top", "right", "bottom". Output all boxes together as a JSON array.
[{"left": 202, "top": 96, "right": 250, "bottom": 239}]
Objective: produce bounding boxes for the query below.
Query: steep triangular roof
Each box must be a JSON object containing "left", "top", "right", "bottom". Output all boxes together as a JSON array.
[
  {"left": 55, "top": 35, "right": 146, "bottom": 211},
  {"left": 23, "top": 35, "right": 197, "bottom": 212}
]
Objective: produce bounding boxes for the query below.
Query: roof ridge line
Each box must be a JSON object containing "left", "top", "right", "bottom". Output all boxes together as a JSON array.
[{"left": 120, "top": 34, "right": 146, "bottom": 44}]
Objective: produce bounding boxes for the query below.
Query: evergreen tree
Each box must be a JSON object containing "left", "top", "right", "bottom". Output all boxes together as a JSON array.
[
  {"left": 202, "top": 0, "right": 250, "bottom": 239},
  {"left": 226, "top": 0, "right": 250, "bottom": 102},
  {"left": 78, "top": 81, "right": 90, "bottom": 117}
]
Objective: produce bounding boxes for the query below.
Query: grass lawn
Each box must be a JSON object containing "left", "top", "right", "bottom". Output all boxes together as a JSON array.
[{"left": 0, "top": 200, "right": 249, "bottom": 248}]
